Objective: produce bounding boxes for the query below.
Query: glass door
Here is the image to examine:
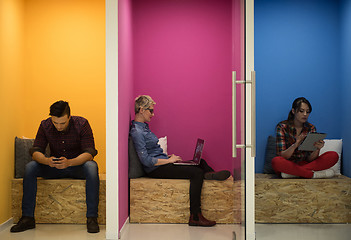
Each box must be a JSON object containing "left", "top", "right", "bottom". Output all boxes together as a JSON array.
[
  {"left": 109, "top": 0, "right": 256, "bottom": 239},
  {"left": 232, "top": 0, "right": 255, "bottom": 239}
]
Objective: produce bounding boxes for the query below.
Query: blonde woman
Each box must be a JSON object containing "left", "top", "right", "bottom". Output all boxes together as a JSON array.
[{"left": 130, "top": 95, "right": 230, "bottom": 227}]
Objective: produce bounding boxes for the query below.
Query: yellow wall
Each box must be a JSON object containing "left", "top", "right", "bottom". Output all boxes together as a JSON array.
[
  {"left": 22, "top": 0, "right": 106, "bottom": 173},
  {"left": 0, "top": 0, "right": 105, "bottom": 224},
  {"left": 0, "top": 0, "right": 25, "bottom": 224}
]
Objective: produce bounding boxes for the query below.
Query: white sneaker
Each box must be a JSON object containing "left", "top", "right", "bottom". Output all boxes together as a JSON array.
[
  {"left": 281, "top": 172, "right": 299, "bottom": 178},
  {"left": 313, "top": 169, "right": 335, "bottom": 179}
]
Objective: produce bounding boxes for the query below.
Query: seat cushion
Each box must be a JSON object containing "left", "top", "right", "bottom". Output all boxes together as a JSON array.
[
  {"left": 263, "top": 135, "right": 276, "bottom": 174},
  {"left": 128, "top": 136, "right": 146, "bottom": 178},
  {"left": 320, "top": 139, "right": 342, "bottom": 175},
  {"left": 15, "top": 137, "right": 35, "bottom": 178}
]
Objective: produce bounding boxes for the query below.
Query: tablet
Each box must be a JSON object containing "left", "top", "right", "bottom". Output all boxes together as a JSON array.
[{"left": 298, "top": 132, "right": 327, "bottom": 151}]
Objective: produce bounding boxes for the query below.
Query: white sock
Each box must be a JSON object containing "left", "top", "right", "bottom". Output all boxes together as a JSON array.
[
  {"left": 281, "top": 172, "right": 299, "bottom": 178},
  {"left": 313, "top": 169, "right": 335, "bottom": 179}
]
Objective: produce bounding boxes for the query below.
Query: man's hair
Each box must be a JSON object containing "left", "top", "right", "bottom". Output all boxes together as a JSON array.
[
  {"left": 135, "top": 95, "right": 156, "bottom": 114},
  {"left": 50, "top": 100, "right": 71, "bottom": 117}
]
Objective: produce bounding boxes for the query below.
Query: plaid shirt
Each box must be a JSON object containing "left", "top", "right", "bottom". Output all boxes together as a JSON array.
[
  {"left": 30, "top": 116, "right": 97, "bottom": 159},
  {"left": 276, "top": 120, "right": 316, "bottom": 162}
]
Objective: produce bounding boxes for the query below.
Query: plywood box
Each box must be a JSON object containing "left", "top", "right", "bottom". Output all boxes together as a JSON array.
[
  {"left": 12, "top": 175, "right": 106, "bottom": 224},
  {"left": 255, "top": 174, "right": 351, "bottom": 223},
  {"left": 130, "top": 177, "right": 242, "bottom": 224}
]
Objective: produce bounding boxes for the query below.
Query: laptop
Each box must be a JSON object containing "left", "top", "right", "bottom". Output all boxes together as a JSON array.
[{"left": 173, "top": 138, "right": 204, "bottom": 165}]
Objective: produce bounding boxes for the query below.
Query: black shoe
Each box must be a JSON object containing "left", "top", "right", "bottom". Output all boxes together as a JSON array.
[
  {"left": 10, "top": 216, "right": 35, "bottom": 233},
  {"left": 188, "top": 213, "right": 216, "bottom": 227},
  {"left": 204, "top": 170, "right": 231, "bottom": 181},
  {"left": 87, "top": 217, "right": 100, "bottom": 233}
]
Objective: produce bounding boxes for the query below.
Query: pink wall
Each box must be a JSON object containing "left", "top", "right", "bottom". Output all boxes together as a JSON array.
[
  {"left": 132, "top": 0, "right": 243, "bottom": 173},
  {"left": 118, "top": 0, "right": 133, "bottom": 231},
  {"left": 118, "top": 0, "right": 245, "bottom": 231}
]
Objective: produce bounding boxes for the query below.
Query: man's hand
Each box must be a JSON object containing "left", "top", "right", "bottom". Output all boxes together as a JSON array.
[
  {"left": 52, "top": 157, "right": 71, "bottom": 169},
  {"left": 47, "top": 157, "right": 59, "bottom": 168}
]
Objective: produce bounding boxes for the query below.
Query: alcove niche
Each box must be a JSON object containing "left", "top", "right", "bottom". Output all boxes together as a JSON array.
[{"left": 117, "top": 0, "right": 246, "bottom": 231}]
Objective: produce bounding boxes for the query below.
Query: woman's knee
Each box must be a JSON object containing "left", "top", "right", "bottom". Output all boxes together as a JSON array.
[
  {"left": 321, "top": 151, "right": 339, "bottom": 164},
  {"left": 271, "top": 156, "right": 284, "bottom": 171},
  {"left": 191, "top": 167, "right": 204, "bottom": 180}
]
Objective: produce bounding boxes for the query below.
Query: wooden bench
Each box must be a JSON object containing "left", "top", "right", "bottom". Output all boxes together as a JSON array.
[
  {"left": 12, "top": 174, "right": 106, "bottom": 224},
  {"left": 130, "top": 177, "right": 242, "bottom": 223},
  {"left": 255, "top": 173, "right": 351, "bottom": 223},
  {"left": 130, "top": 174, "right": 351, "bottom": 224}
]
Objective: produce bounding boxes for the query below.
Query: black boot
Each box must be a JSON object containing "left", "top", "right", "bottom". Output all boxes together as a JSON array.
[
  {"left": 198, "top": 159, "right": 215, "bottom": 172},
  {"left": 188, "top": 213, "right": 216, "bottom": 227},
  {"left": 204, "top": 170, "right": 231, "bottom": 181},
  {"left": 87, "top": 217, "right": 100, "bottom": 233},
  {"left": 10, "top": 216, "right": 35, "bottom": 233}
]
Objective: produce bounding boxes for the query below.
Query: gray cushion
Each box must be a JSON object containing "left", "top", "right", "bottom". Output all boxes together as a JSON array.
[
  {"left": 128, "top": 136, "right": 145, "bottom": 178},
  {"left": 15, "top": 137, "right": 51, "bottom": 178},
  {"left": 263, "top": 136, "right": 277, "bottom": 174},
  {"left": 15, "top": 137, "right": 35, "bottom": 178}
]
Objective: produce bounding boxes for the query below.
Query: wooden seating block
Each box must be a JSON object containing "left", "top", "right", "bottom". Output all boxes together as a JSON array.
[
  {"left": 130, "top": 177, "right": 242, "bottom": 224},
  {"left": 255, "top": 173, "right": 351, "bottom": 223},
  {"left": 12, "top": 175, "right": 106, "bottom": 224}
]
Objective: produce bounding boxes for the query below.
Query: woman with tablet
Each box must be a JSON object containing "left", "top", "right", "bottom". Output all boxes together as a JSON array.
[
  {"left": 271, "top": 97, "right": 338, "bottom": 178},
  {"left": 130, "top": 95, "right": 230, "bottom": 227}
]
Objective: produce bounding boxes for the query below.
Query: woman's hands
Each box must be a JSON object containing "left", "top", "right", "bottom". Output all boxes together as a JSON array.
[
  {"left": 307, "top": 140, "right": 325, "bottom": 162},
  {"left": 280, "top": 132, "right": 307, "bottom": 160},
  {"left": 313, "top": 140, "right": 325, "bottom": 150},
  {"left": 281, "top": 131, "right": 324, "bottom": 162},
  {"left": 295, "top": 133, "right": 307, "bottom": 146},
  {"left": 296, "top": 134, "right": 324, "bottom": 151},
  {"left": 168, "top": 154, "right": 182, "bottom": 163},
  {"left": 155, "top": 154, "right": 182, "bottom": 166}
]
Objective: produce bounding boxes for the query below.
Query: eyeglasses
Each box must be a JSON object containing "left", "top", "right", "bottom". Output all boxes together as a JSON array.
[{"left": 145, "top": 108, "right": 154, "bottom": 114}]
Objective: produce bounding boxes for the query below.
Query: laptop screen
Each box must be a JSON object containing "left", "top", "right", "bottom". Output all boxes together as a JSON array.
[{"left": 192, "top": 139, "right": 205, "bottom": 163}]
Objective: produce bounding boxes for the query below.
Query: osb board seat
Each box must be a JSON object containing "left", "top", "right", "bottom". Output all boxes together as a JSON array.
[
  {"left": 12, "top": 174, "right": 106, "bottom": 224},
  {"left": 255, "top": 173, "right": 351, "bottom": 223},
  {"left": 130, "top": 177, "right": 242, "bottom": 224}
]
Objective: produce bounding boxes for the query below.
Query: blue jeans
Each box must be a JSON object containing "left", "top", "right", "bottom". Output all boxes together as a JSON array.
[{"left": 22, "top": 160, "right": 99, "bottom": 218}]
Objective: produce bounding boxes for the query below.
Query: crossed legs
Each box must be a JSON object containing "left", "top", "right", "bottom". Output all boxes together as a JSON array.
[{"left": 272, "top": 151, "right": 339, "bottom": 178}]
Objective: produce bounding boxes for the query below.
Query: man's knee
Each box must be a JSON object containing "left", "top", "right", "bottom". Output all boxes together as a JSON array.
[
  {"left": 83, "top": 160, "right": 99, "bottom": 176},
  {"left": 24, "top": 160, "right": 40, "bottom": 176}
]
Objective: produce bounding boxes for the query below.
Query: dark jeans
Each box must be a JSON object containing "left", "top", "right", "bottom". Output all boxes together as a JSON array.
[
  {"left": 22, "top": 160, "right": 100, "bottom": 218},
  {"left": 147, "top": 159, "right": 214, "bottom": 215}
]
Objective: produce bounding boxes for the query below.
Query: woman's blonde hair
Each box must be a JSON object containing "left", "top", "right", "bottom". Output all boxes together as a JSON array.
[{"left": 135, "top": 95, "right": 156, "bottom": 114}]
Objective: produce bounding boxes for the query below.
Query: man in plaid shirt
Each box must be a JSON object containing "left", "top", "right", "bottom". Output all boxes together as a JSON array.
[{"left": 11, "top": 101, "right": 100, "bottom": 234}]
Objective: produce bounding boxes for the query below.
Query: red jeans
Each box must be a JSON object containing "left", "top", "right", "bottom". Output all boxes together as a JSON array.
[{"left": 271, "top": 151, "right": 339, "bottom": 178}]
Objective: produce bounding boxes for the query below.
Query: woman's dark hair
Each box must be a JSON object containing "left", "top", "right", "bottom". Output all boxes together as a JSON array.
[
  {"left": 287, "top": 97, "right": 312, "bottom": 121},
  {"left": 50, "top": 100, "right": 71, "bottom": 117}
]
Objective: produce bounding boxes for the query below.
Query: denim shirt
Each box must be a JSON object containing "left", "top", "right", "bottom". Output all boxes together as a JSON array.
[{"left": 130, "top": 121, "right": 168, "bottom": 173}]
